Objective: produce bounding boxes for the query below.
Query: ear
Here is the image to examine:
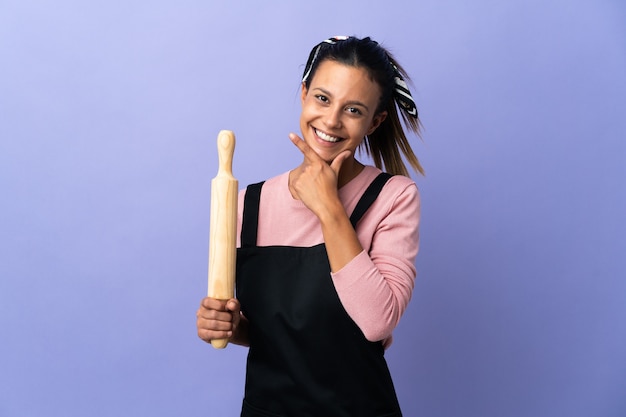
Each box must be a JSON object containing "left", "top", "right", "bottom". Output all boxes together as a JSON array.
[
  {"left": 366, "top": 111, "right": 388, "bottom": 135},
  {"left": 300, "top": 82, "right": 308, "bottom": 105}
]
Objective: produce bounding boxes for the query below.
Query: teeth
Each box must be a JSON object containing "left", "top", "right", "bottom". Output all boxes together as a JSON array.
[{"left": 315, "top": 129, "right": 340, "bottom": 143}]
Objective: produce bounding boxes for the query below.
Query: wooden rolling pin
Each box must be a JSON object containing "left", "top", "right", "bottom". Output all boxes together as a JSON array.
[{"left": 207, "top": 130, "right": 238, "bottom": 349}]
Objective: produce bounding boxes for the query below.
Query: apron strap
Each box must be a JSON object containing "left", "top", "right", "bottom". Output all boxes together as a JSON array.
[
  {"left": 241, "top": 181, "right": 264, "bottom": 248},
  {"left": 241, "top": 172, "right": 392, "bottom": 246},
  {"left": 349, "top": 172, "right": 393, "bottom": 229}
]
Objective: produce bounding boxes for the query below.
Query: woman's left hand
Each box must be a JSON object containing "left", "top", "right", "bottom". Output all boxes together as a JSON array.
[{"left": 288, "top": 132, "right": 351, "bottom": 217}]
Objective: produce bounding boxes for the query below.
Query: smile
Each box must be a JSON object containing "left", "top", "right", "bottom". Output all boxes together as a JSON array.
[{"left": 315, "top": 128, "right": 342, "bottom": 143}]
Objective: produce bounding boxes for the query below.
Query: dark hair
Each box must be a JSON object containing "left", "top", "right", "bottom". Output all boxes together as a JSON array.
[{"left": 302, "top": 36, "right": 424, "bottom": 176}]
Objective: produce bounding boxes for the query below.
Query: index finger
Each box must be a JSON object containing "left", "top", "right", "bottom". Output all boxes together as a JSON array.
[
  {"left": 200, "top": 297, "right": 229, "bottom": 311},
  {"left": 289, "top": 133, "right": 323, "bottom": 163}
]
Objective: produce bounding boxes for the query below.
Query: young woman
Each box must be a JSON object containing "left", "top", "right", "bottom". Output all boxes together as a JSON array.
[{"left": 197, "top": 35, "right": 423, "bottom": 417}]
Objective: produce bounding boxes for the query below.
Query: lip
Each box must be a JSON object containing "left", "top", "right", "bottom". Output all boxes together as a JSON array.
[{"left": 312, "top": 126, "right": 344, "bottom": 144}]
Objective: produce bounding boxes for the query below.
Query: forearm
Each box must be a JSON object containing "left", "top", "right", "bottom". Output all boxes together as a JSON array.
[
  {"left": 318, "top": 199, "right": 363, "bottom": 273},
  {"left": 329, "top": 180, "right": 420, "bottom": 342},
  {"left": 331, "top": 251, "right": 415, "bottom": 341}
]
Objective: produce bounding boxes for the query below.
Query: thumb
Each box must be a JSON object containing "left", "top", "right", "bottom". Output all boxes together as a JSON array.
[
  {"left": 226, "top": 298, "right": 241, "bottom": 313},
  {"left": 227, "top": 298, "right": 242, "bottom": 328},
  {"left": 330, "top": 150, "right": 352, "bottom": 174}
]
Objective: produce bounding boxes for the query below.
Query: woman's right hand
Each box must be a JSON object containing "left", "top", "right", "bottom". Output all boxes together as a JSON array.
[{"left": 196, "top": 297, "right": 249, "bottom": 346}]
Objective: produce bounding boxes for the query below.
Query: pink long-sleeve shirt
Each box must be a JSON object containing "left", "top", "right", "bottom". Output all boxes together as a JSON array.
[{"left": 236, "top": 165, "right": 420, "bottom": 346}]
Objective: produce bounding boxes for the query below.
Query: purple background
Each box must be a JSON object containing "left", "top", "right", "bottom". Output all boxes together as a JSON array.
[{"left": 1, "top": 1, "right": 625, "bottom": 416}]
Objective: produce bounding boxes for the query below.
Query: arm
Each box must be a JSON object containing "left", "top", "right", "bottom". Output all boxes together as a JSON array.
[
  {"left": 288, "top": 133, "right": 364, "bottom": 273},
  {"left": 331, "top": 183, "right": 419, "bottom": 342},
  {"left": 288, "top": 134, "right": 419, "bottom": 342}
]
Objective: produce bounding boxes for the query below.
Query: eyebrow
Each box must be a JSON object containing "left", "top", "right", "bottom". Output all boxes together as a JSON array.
[{"left": 312, "top": 87, "right": 371, "bottom": 113}]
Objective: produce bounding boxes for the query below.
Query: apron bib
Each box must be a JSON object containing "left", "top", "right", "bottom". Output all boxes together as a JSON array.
[{"left": 236, "top": 173, "right": 402, "bottom": 417}]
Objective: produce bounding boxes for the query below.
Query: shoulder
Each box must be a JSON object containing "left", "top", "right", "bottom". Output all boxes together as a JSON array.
[
  {"left": 238, "top": 171, "right": 290, "bottom": 198},
  {"left": 383, "top": 174, "right": 420, "bottom": 216},
  {"left": 360, "top": 166, "right": 419, "bottom": 201},
  {"left": 348, "top": 166, "right": 420, "bottom": 227},
  {"left": 359, "top": 166, "right": 416, "bottom": 186},
  {"left": 366, "top": 167, "right": 420, "bottom": 225},
  {"left": 385, "top": 173, "right": 419, "bottom": 200},
  {"left": 237, "top": 171, "right": 292, "bottom": 219}
]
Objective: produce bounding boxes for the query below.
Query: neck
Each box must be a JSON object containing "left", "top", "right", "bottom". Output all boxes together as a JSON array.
[{"left": 337, "top": 158, "right": 364, "bottom": 188}]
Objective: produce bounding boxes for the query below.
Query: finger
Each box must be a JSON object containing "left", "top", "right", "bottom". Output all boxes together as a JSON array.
[
  {"left": 196, "top": 311, "right": 235, "bottom": 343},
  {"left": 197, "top": 306, "right": 233, "bottom": 321},
  {"left": 226, "top": 299, "right": 242, "bottom": 329},
  {"left": 197, "top": 314, "right": 233, "bottom": 342},
  {"left": 289, "top": 132, "right": 322, "bottom": 163},
  {"left": 226, "top": 298, "right": 241, "bottom": 313},
  {"left": 200, "top": 297, "right": 228, "bottom": 311},
  {"left": 197, "top": 315, "right": 233, "bottom": 331},
  {"left": 197, "top": 328, "right": 233, "bottom": 343},
  {"left": 329, "top": 150, "right": 352, "bottom": 174}
]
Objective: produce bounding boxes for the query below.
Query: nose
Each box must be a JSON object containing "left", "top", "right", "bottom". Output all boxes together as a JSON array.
[{"left": 324, "top": 106, "right": 342, "bottom": 129}]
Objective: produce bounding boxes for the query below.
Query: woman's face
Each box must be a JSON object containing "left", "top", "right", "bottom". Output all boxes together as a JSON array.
[{"left": 299, "top": 60, "right": 387, "bottom": 165}]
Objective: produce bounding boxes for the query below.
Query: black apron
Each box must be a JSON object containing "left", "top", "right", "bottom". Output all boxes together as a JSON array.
[{"left": 236, "top": 173, "right": 402, "bottom": 417}]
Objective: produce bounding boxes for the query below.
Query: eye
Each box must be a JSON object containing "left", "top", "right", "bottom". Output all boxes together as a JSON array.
[
  {"left": 315, "top": 94, "right": 329, "bottom": 104},
  {"left": 346, "top": 107, "right": 363, "bottom": 115}
]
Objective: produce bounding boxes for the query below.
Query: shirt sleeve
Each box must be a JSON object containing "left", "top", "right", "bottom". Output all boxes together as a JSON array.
[{"left": 330, "top": 180, "right": 420, "bottom": 344}]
